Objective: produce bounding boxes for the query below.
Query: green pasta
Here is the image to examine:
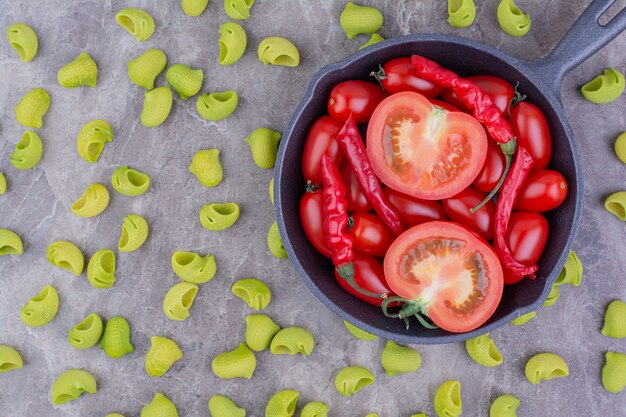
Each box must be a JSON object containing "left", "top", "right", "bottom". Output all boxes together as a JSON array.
[
  {"left": 358, "top": 33, "right": 384, "bottom": 50},
  {"left": 116, "top": 8, "right": 155, "bottom": 42},
  {"left": 497, "top": 0, "right": 531, "bottom": 37},
  {"left": 343, "top": 321, "right": 378, "bottom": 341},
  {"left": 141, "top": 393, "right": 179, "bottom": 417},
  {"left": 20, "top": 284, "right": 59, "bottom": 327},
  {"left": 602, "top": 351, "right": 626, "bottom": 393},
  {"left": 601, "top": 300, "right": 626, "bottom": 339},
  {"left": 200, "top": 202, "right": 240, "bottom": 231},
  {"left": 163, "top": 282, "right": 199, "bottom": 321},
  {"left": 212, "top": 343, "right": 256, "bottom": 379},
  {"left": 0, "top": 228, "right": 23, "bottom": 256},
  {"left": 127, "top": 49, "right": 167, "bottom": 90},
  {"left": 258, "top": 37, "right": 300, "bottom": 67},
  {"left": 489, "top": 394, "right": 520, "bottom": 417},
  {"left": 605, "top": 191, "right": 626, "bottom": 221},
  {"left": 270, "top": 326, "right": 315, "bottom": 356},
  {"left": 47, "top": 240, "right": 84, "bottom": 276},
  {"left": 510, "top": 311, "right": 536, "bottom": 326},
  {"left": 145, "top": 336, "right": 183, "bottom": 377},
  {"left": 141, "top": 86, "right": 173, "bottom": 127},
  {"left": 265, "top": 389, "right": 299, "bottom": 417},
  {"left": 50, "top": 368, "right": 97, "bottom": 405},
  {"left": 0, "top": 171, "right": 6, "bottom": 195},
  {"left": 190, "top": 149, "right": 223, "bottom": 187},
  {"left": 6, "top": 23, "right": 38, "bottom": 62},
  {"left": 208, "top": 394, "right": 246, "bottom": 417},
  {"left": 542, "top": 284, "right": 559, "bottom": 307},
  {"left": 171, "top": 251, "right": 217, "bottom": 284},
  {"left": 219, "top": 22, "right": 247, "bottom": 65},
  {"left": 434, "top": 380, "right": 462, "bottom": 417},
  {"left": 76, "top": 119, "right": 113, "bottom": 163},
  {"left": 465, "top": 333, "right": 503, "bottom": 367},
  {"left": 112, "top": 166, "right": 151, "bottom": 196},
  {"left": 197, "top": 90, "right": 239, "bottom": 121},
  {"left": 447, "top": 0, "right": 476, "bottom": 28},
  {"left": 11, "top": 130, "right": 43, "bottom": 170},
  {"left": 106, "top": 414, "right": 126, "bottom": 417},
  {"left": 340, "top": 2, "right": 383, "bottom": 40},
  {"left": 245, "top": 314, "right": 280, "bottom": 351},
  {"left": 57, "top": 52, "right": 98, "bottom": 88},
  {"left": 555, "top": 250, "right": 583, "bottom": 286},
  {"left": 524, "top": 352, "right": 569, "bottom": 384},
  {"left": 0, "top": 345, "right": 24, "bottom": 373},
  {"left": 182, "top": 0, "right": 209, "bottom": 17},
  {"left": 615, "top": 132, "right": 626, "bottom": 164},
  {"left": 231, "top": 278, "right": 271, "bottom": 310},
  {"left": 300, "top": 402, "right": 329, "bottom": 417},
  {"left": 269, "top": 177, "right": 274, "bottom": 205},
  {"left": 267, "top": 221, "right": 288, "bottom": 258},
  {"left": 581, "top": 68, "right": 625, "bottom": 104},
  {"left": 365, "top": 414, "right": 379, "bottom": 417},
  {"left": 410, "top": 414, "right": 427, "bottom": 417},
  {"left": 246, "top": 127, "right": 282, "bottom": 169},
  {"left": 167, "top": 64, "right": 204, "bottom": 100},
  {"left": 334, "top": 366, "right": 375, "bottom": 398},
  {"left": 224, "top": 0, "right": 255, "bottom": 20},
  {"left": 87, "top": 249, "right": 116, "bottom": 289},
  {"left": 381, "top": 341, "right": 422, "bottom": 376},
  {"left": 15, "top": 88, "right": 50, "bottom": 128},
  {"left": 71, "top": 183, "right": 110, "bottom": 218},
  {"left": 118, "top": 214, "right": 149, "bottom": 252},
  {"left": 98, "top": 316, "right": 134, "bottom": 358},
  {"left": 68, "top": 313, "right": 104, "bottom": 350}
]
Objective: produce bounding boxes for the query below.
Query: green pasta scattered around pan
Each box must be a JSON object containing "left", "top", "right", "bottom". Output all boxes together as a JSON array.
[
  {"left": 182, "top": 0, "right": 209, "bottom": 17},
  {"left": 555, "top": 250, "right": 583, "bottom": 286},
  {"left": 224, "top": 0, "right": 255, "bottom": 20},
  {"left": 434, "top": 380, "right": 462, "bottom": 417},
  {"left": 269, "top": 177, "right": 274, "bottom": 205},
  {"left": 163, "top": 282, "right": 199, "bottom": 321},
  {"left": 359, "top": 33, "right": 384, "bottom": 50},
  {"left": 604, "top": 191, "right": 626, "bottom": 221},
  {"left": 602, "top": 351, "right": 626, "bottom": 393},
  {"left": 270, "top": 326, "right": 315, "bottom": 356},
  {"left": 465, "top": 333, "right": 503, "bottom": 367},
  {"left": 334, "top": 366, "right": 375, "bottom": 398},
  {"left": 490, "top": 394, "right": 520, "bottom": 417},
  {"left": 76, "top": 119, "right": 113, "bottom": 163},
  {"left": 167, "top": 64, "right": 204, "bottom": 100},
  {"left": 190, "top": 149, "right": 223, "bottom": 187},
  {"left": 68, "top": 313, "right": 104, "bottom": 350},
  {"left": 0, "top": 345, "right": 24, "bottom": 373},
  {"left": 542, "top": 285, "right": 559, "bottom": 307},
  {"left": 581, "top": 68, "right": 625, "bottom": 104},
  {"left": 300, "top": 402, "right": 329, "bottom": 417},
  {"left": 50, "top": 368, "right": 97, "bottom": 405},
  {"left": 57, "top": 52, "right": 98, "bottom": 88},
  {"left": 20, "top": 284, "right": 59, "bottom": 327},
  {"left": 245, "top": 314, "right": 280, "bottom": 351},
  {"left": 510, "top": 311, "right": 536, "bottom": 326},
  {"left": 447, "top": 0, "right": 476, "bottom": 28},
  {"left": 524, "top": 352, "right": 569, "bottom": 384},
  {"left": 246, "top": 127, "right": 282, "bottom": 169},
  {"left": 99, "top": 316, "right": 134, "bottom": 359},
  {"left": 197, "top": 90, "right": 239, "bottom": 121},
  {"left": 141, "top": 393, "right": 179, "bottom": 417},
  {"left": 343, "top": 321, "right": 378, "bottom": 340},
  {"left": 6, "top": 23, "right": 38, "bottom": 62},
  {"left": 128, "top": 49, "right": 167, "bottom": 90},
  {"left": 601, "top": 300, "right": 626, "bottom": 339},
  {"left": 112, "top": 166, "right": 151, "bottom": 196},
  {"left": 258, "top": 37, "right": 300, "bottom": 67},
  {"left": 71, "top": 183, "right": 110, "bottom": 218},
  {"left": 231, "top": 278, "right": 271, "bottom": 310},
  {"left": 87, "top": 249, "right": 116, "bottom": 289},
  {"left": 47, "top": 240, "right": 84, "bottom": 276},
  {"left": 200, "top": 202, "right": 240, "bottom": 231},
  {"left": 11, "top": 130, "right": 43, "bottom": 170},
  {"left": 106, "top": 414, "right": 126, "bottom": 417},
  {"left": 208, "top": 394, "right": 246, "bottom": 417},
  {"left": 0, "top": 228, "right": 23, "bottom": 256},
  {"left": 15, "top": 88, "right": 50, "bottom": 129},
  {"left": 145, "top": 336, "right": 183, "bottom": 377},
  {"left": 614, "top": 132, "right": 626, "bottom": 164},
  {"left": 267, "top": 221, "right": 288, "bottom": 258},
  {"left": 340, "top": 2, "right": 383, "bottom": 40},
  {"left": 265, "top": 389, "right": 298, "bottom": 417},
  {"left": 141, "top": 86, "right": 173, "bottom": 127},
  {"left": 116, "top": 8, "right": 155, "bottom": 42},
  {"left": 0, "top": 171, "right": 6, "bottom": 194},
  {"left": 118, "top": 214, "right": 149, "bottom": 252},
  {"left": 381, "top": 341, "right": 421, "bottom": 376},
  {"left": 219, "top": 22, "right": 247, "bottom": 65},
  {"left": 212, "top": 343, "right": 256, "bottom": 379},
  {"left": 171, "top": 251, "right": 217, "bottom": 284},
  {"left": 497, "top": 0, "right": 531, "bottom": 37}
]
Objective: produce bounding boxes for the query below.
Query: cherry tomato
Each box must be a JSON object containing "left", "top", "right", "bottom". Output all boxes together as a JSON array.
[
  {"left": 473, "top": 138, "right": 506, "bottom": 193},
  {"left": 348, "top": 212, "right": 395, "bottom": 257},
  {"left": 441, "top": 75, "right": 515, "bottom": 117},
  {"left": 328, "top": 80, "right": 387, "bottom": 124},
  {"left": 366, "top": 91, "right": 487, "bottom": 200},
  {"left": 384, "top": 221, "right": 503, "bottom": 332},
  {"left": 509, "top": 102, "right": 552, "bottom": 171},
  {"left": 514, "top": 170, "right": 568, "bottom": 212},
  {"left": 442, "top": 187, "right": 495, "bottom": 240},
  {"left": 302, "top": 116, "right": 345, "bottom": 185},
  {"left": 341, "top": 164, "right": 371, "bottom": 212},
  {"left": 335, "top": 252, "right": 395, "bottom": 306},
  {"left": 430, "top": 99, "right": 460, "bottom": 112},
  {"left": 505, "top": 211, "right": 549, "bottom": 268},
  {"left": 376, "top": 57, "right": 443, "bottom": 98},
  {"left": 299, "top": 190, "right": 333, "bottom": 258},
  {"left": 382, "top": 187, "right": 446, "bottom": 227}
]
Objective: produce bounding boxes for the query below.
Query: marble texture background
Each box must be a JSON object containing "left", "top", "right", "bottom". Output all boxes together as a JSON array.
[{"left": 0, "top": 0, "right": 625, "bottom": 416}]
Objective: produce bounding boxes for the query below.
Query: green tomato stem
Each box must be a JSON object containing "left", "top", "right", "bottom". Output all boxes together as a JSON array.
[{"left": 470, "top": 139, "right": 517, "bottom": 214}]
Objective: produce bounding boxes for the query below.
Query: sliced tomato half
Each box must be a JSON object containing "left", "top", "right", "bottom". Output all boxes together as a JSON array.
[
  {"left": 366, "top": 92, "right": 487, "bottom": 200},
  {"left": 383, "top": 221, "right": 503, "bottom": 333}
]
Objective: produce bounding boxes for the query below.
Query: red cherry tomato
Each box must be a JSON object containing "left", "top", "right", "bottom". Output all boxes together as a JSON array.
[
  {"left": 514, "top": 170, "right": 568, "bottom": 212},
  {"left": 441, "top": 75, "right": 515, "bottom": 117},
  {"left": 328, "top": 80, "right": 387, "bottom": 124},
  {"left": 341, "top": 164, "right": 371, "bottom": 212},
  {"left": 348, "top": 212, "right": 395, "bottom": 257},
  {"left": 302, "top": 116, "right": 345, "bottom": 185},
  {"left": 299, "top": 190, "right": 333, "bottom": 258},
  {"left": 473, "top": 138, "right": 506, "bottom": 193},
  {"left": 509, "top": 102, "right": 552, "bottom": 171},
  {"left": 503, "top": 212, "right": 549, "bottom": 285},
  {"left": 335, "top": 252, "right": 395, "bottom": 306},
  {"left": 382, "top": 187, "right": 446, "bottom": 227},
  {"left": 442, "top": 187, "right": 495, "bottom": 240},
  {"left": 377, "top": 57, "right": 443, "bottom": 98},
  {"left": 430, "top": 99, "right": 460, "bottom": 112}
]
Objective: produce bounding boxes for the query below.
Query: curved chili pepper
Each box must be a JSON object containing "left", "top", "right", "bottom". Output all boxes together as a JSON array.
[{"left": 335, "top": 115, "right": 404, "bottom": 236}]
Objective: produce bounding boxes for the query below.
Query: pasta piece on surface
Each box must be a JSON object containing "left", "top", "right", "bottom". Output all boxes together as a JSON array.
[
  {"left": 489, "top": 394, "right": 520, "bottom": 417},
  {"left": 525, "top": 353, "right": 569, "bottom": 384},
  {"left": 358, "top": 33, "right": 384, "bottom": 50},
  {"left": 581, "top": 68, "right": 625, "bottom": 104},
  {"left": 231, "top": 278, "right": 271, "bottom": 310},
  {"left": 339, "top": 2, "right": 383, "bottom": 39},
  {"left": 269, "top": 327, "right": 315, "bottom": 356},
  {"left": 118, "top": 214, "right": 149, "bottom": 252},
  {"left": 6, "top": 23, "right": 38, "bottom": 62},
  {"left": 447, "top": 0, "right": 476, "bottom": 28},
  {"left": 465, "top": 333, "right": 503, "bottom": 367},
  {"left": 145, "top": 336, "right": 183, "bottom": 377},
  {"left": 141, "top": 86, "right": 173, "bottom": 127},
  {"left": 127, "top": 49, "right": 167, "bottom": 90},
  {"left": 0, "top": 345, "right": 24, "bottom": 373},
  {"left": 497, "top": 0, "right": 531, "bottom": 37},
  {"left": 112, "top": 166, "right": 151, "bottom": 196},
  {"left": 0, "top": 228, "right": 23, "bottom": 256},
  {"left": 98, "top": 316, "right": 134, "bottom": 358},
  {"left": 87, "top": 249, "right": 116, "bottom": 289},
  {"left": 163, "top": 282, "right": 199, "bottom": 321},
  {"left": 265, "top": 389, "right": 298, "bottom": 417},
  {"left": 434, "top": 380, "right": 462, "bottom": 417},
  {"left": 68, "top": 313, "right": 104, "bottom": 350},
  {"left": 167, "top": 64, "right": 203, "bottom": 100},
  {"left": 224, "top": 0, "right": 255, "bottom": 20},
  {"left": 50, "top": 368, "right": 97, "bottom": 405},
  {"left": 218, "top": 22, "right": 247, "bottom": 65},
  {"left": 189, "top": 149, "right": 223, "bottom": 187},
  {"left": 258, "top": 37, "right": 300, "bottom": 67},
  {"left": 208, "top": 394, "right": 246, "bottom": 417},
  {"left": 11, "top": 130, "right": 43, "bottom": 170},
  {"left": 555, "top": 250, "right": 583, "bottom": 286},
  {"left": 245, "top": 314, "right": 280, "bottom": 352},
  {"left": 57, "top": 52, "right": 98, "bottom": 88},
  {"left": 47, "top": 240, "right": 84, "bottom": 276},
  {"left": 334, "top": 366, "right": 375, "bottom": 398},
  {"left": 615, "top": 132, "right": 626, "bottom": 164},
  {"left": 602, "top": 351, "right": 626, "bottom": 393},
  {"left": 200, "top": 203, "right": 240, "bottom": 231},
  {"left": 343, "top": 321, "right": 378, "bottom": 340},
  {"left": 300, "top": 402, "right": 329, "bottom": 417},
  {"left": 182, "top": 0, "right": 209, "bottom": 16},
  {"left": 20, "top": 284, "right": 59, "bottom": 327},
  {"left": 542, "top": 285, "right": 559, "bottom": 307},
  {"left": 106, "top": 414, "right": 125, "bottom": 417},
  {"left": 116, "top": 8, "right": 155, "bottom": 42},
  {"left": 602, "top": 300, "right": 626, "bottom": 339},
  {"left": 381, "top": 341, "right": 422, "bottom": 376},
  {"left": 267, "top": 221, "right": 287, "bottom": 258},
  {"left": 15, "top": 88, "right": 50, "bottom": 128},
  {"left": 212, "top": 343, "right": 256, "bottom": 379},
  {"left": 171, "top": 251, "right": 216, "bottom": 283},
  {"left": 71, "top": 183, "right": 110, "bottom": 218},
  {"left": 269, "top": 177, "right": 274, "bottom": 205},
  {"left": 0, "top": 171, "right": 6, "bottom": 194},
  {"left": 141, "top": 393, "right": 179, "bottom": 417},
  {"left": 197, "top": 90, "right": 238, "bottom": 121},
  {"left": 510, "top": 311, "right": 536, "bottom": 326},
  {"left": 246, "top": 127, "right": 282, "bottom": 168},
  {"left": 76, "top": 120, "right": 113, "bottom": 163}
]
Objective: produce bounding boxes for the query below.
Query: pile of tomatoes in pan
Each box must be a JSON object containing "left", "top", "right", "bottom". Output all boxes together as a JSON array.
[{"left": 299, "top": 56, "right": 568, "bottom": 333}]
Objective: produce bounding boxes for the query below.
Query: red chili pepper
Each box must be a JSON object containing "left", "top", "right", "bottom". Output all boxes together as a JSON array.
[{"left": 335, "top": 115, "right": 405, "bottom": 236}]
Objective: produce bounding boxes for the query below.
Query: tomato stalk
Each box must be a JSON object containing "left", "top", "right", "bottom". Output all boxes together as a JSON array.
[
  {"left": 507, "top": 82, "right": 527, "bottom": 117},
  {"left": 370, "top": 64, "right": 387, "bottom": 87},
  {"left": 381, "top": 297, "right": 438, "bottom": 330},
  {"left": 470, "top": 139, "right": 517, "bottom": 213}
]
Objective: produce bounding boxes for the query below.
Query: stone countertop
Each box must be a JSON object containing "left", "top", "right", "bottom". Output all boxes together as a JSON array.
[{"left": 0, "top": 0, "right": 625, "bottom": 416}]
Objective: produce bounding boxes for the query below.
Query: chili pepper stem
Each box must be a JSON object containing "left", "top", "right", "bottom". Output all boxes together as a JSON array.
[
  {"left": 336, "top": 263, "right": 387, "bottom": 299},
  {"left": 381, "top": 296, "right": 438, "bottom": 330},
  {"left": 470, "top": 139, "right": 518, "bottom": 213}
]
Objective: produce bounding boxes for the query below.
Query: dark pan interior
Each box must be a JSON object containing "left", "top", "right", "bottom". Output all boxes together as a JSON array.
[{"left": 275, "top": 36, "right": 582, "bottom": 344}]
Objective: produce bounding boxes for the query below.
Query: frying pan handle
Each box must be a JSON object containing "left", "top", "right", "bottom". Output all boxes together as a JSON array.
[{"left": 527, "top": 0, "right": 626, "bottom": 97}]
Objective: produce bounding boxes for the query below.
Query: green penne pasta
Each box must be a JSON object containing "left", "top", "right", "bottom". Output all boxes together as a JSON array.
[
  {"left": 358, "top": 33, "right": 384, "bottom": 50},
  {"left": 171, "top": 251, "right": 217, "bottom": 284},
  {"left": 118, "top": 214, "right": 149, "bottom": 252},
  {"left": 267, "top": 221, "right": 287, "bottom": 258},
  {"left": 300, "top": 402, "right": 329, "bottom": 417},
  {"left": 20, "top": 284, "right": 59, "bottom": 327},
  {"left": 111, "top": 166, "right": 151, "bottom": 196},
  {"left": 542, "top": 284, "right": 559, "bottom": 307},
  {"left": 6, "top": 23, "right": 38, "bottom": 62},
  {"left": 224, "top": 0, "right": 255, "bottom": 20},
  {"left": 76, "top": 119, "right": 113, "bottom": 163},
  {"left": 270, "top": 327, "right": 314, "bottom": 356},
  {"left": 245, "top": 314, "right": 280, "bottom": 352},
  {"left": 15, "top": 88, "right": 50, "bottom": 128},
  {"left": 127, "top": 49, "right": 167, "bottom": 90},
  {"left": 497, "top": 0, "right": 531, "bottom": 37},
  {"left": 615, "top": 132, "right": 626, "bottom": 164},
  {"left": 141, "top": 86, "right": 173, "bottom": 127},
  {"left": 602, "top": 351, "right": 626, "bottom": 393},
  {"left": 11, "top": 130, "right": 43, "bottom": 170},
  {"left": 68, "top": 313, "right": 104, "bottom": 350},
  {"left": 447, "top": 0, "right": 476, "bottom": 28},
  {"left": 0, "top": 345, "right": 23, "bottom": 373},
  {"left": 246, "top": 127, "right": 282, "bottom": 169},
  {"left": 47, "top": 240, "right": 84, "bottom": 276},
  {"left": 71, "top": 183, "right": 110, "bottom": 218},
  {"left": 116, "top": 8, "right": 155, "bottom": 42},
  {"left": 208, "top": 394, "right": 246, "bottom": 417},
  {"left": 98, "top": 316, "right": 134, "bottom": 358},
  {"left": 182, "top": 0, "right": 209, "bottom": 16},
  {"left": 231, "top": 278, "right": 271, "bottom": 310},
  {"left": 163, "top": 282, "right": 199, "bottom": 321},
  {"left": 167, "top": 64, "right": 203, "bottom": 100},
  {"left": 200, "top": 202, "right": 240, "bottom": 231},
  {"left": 0, "top": 228, "right": 23, "bottom": 256},
  {"left": 555, "top": 250, "right": 583, "bottom": 286},
  {"left": 197, "top": 90, "right": 238, "bottom": 121},
  {"left": 434, "top": 380, "right": 462, "bottom": 417},
  {"left": 605, "top": 191, "right": 626, "bottom": 221},
  {"left": 510, "top": 311, "right": 536, "bottom": 326},
  {"left": 87, "top": 249, "right": 116, "bottom": 289},
  {"left": 50, "top": 368, "right": 97, "bottom": 405},
  {"left": 381, "top": 341, "right": 422, "bottom": 376},
  {"left": 212, "top": 343, "right": 256, "bottom": 379},
  {"left": 145, "top": 336, "right": 183, "bottom": 377},
  {"left": 465, "top": 333, "right": 503, "bottom": 367},
  {"left": 334, "top": 366, "right": 375, "bottom": 398},
  {"left": 601, "top": 300, "right": 626, "bottom": 339},
  {"left": 581, "top": 68, "right": 625, "bottom": 104},
  {"left": 258, "top": 37, "right": 300, "bottom": 67},
  {"left": 0, "top": 171, "right": 6, "bottom": 195},
  {"left": 265, "top": 389, "right": 298, "bottom": 417},
  {"left": 525, "top": 352, "right": 569, "bottom": 384},
  {"left": 343, "top": 321, "right": 378, "bottom": 340},
  {"left": 57, "top": 52, "right": 98, "bottom": 88},
  {"left": 219, "top": 22, "right": 247, "bottom": 65},
  {"left": 189, "top": 149, "right": 223, "bottom": 187},
  {"left": 339, "top": 2, "right": 383, "bottom": 39},
  {"left": 141, "top": 393, "right": 179, "bottom": 417},
  {"left": 489, "top": 394, "right": 520, "bottom": 417}
]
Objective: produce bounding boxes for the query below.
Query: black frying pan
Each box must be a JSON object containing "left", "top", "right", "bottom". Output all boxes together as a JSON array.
[{"left": 275, "top": 0, "right": 626, "bottom": 344}]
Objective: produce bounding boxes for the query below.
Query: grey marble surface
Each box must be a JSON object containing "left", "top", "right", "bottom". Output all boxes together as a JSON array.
[{"left": 0, "top": 0, "right": 625, "bottom": 416}]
